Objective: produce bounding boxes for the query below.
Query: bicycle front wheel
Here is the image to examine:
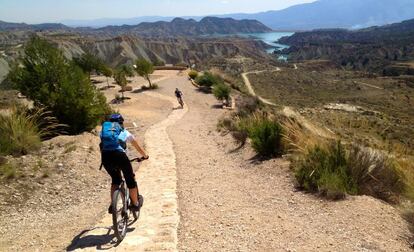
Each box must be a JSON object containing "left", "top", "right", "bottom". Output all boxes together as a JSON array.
[{"left": 112, "top": 189, "right": 128, "bottom": 241}]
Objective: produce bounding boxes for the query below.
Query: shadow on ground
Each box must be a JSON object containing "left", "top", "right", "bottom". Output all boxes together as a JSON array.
[{"left": 66, "top": 225, "right": 135, "bottom": 251}]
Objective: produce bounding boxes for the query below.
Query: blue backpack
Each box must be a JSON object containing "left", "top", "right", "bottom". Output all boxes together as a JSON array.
[{"left": 100, "top": 121, "right": 124, "bottom": 151}]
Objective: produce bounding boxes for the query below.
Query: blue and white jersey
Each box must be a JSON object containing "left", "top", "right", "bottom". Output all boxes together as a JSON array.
[{"left": 116, "top": 129, "right": 135, "bottom": 152}]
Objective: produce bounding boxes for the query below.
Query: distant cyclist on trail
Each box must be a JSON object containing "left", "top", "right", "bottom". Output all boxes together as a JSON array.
[
  {"left": 175, "top": 88, "right": 184, "bottom": 108},
  {"left": 100, "top": 113, "right": 149, "bottom": 214}
]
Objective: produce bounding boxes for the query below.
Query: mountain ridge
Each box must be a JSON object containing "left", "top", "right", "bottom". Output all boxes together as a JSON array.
[
  {"left": 0, "top": 17, "right": 271, "bottom": 36},
  {"left": 56, "top": 0, "right": 414, "bottom": 30}
]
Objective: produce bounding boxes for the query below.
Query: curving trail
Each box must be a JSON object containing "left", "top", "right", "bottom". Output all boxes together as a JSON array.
[
  {"left": 241, "top": 70, "right": 278, "bottom": 106},
  {"left": 242, "top": 69, "right": 334, "bottom": 139},
  {"left": 70, "top": 73, "right": 187, "bottom": 252},
  {"left": 66, "top": 70, "right": 412, "bottom": 252}
]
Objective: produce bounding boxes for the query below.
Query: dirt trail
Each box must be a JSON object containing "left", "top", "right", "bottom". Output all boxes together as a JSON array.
[
  {"left": 242, "top": 70, "right": 334, "bottom": 138},
  {"left": 241, "top": 71, "right": 277, "bottom": 106},
  {"left": 64, "top": 70, "right": 412, "bottom": 251},
  {"left": 68, "top": 72, "right": 187, "bottom": 251},
  {"left": 168, "top": 71, "right": 412, "bottom": 251}
]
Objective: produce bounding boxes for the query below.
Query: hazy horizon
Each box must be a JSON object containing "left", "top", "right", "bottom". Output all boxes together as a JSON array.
[{"left": 0, "top": 0, "right": 315, "bottom": 24}]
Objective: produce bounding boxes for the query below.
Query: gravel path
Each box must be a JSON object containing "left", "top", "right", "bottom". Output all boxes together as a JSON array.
[
  {"left": 5, "top": 71, "right": 411, "bottom": 251},
  {"left": 67, "top": 71, "right": 187, "bottom": 251},
  {"left": 167, "top": 72, "right": 412, "bottom": 251}
]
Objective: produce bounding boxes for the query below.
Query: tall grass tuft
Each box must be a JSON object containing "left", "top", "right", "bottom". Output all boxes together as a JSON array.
[
  {"left": 282, "top": 116, "right": 326, "bottom": 154},
  {"left": 348, "top": 145, "right": 404, "bottom": 203},
  {"left": 0, "top": 105, "right": 62, "bottom": 156}
]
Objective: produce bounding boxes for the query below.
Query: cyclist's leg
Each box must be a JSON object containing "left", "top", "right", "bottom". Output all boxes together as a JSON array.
[
  {"left": 102, "top": 151, "right": 122, "bottom": 202},
  {"left": 117, "top": 152, "right": 140, "bottom": 206}
]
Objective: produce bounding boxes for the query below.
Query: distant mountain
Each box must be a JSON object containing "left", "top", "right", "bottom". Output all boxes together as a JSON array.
[
  {"left": 60, "top": 0, "right": 414, "bottom": 31},
  {"left": 62, "top": 16, "right": 176, "bottom": 28},
  {"left": 0, "top": 17, "right": 271, "bottom": 36},
  {"left": 278, "top": 18, "right": 414, "bottom": 74},
  {"left": 0, "top": 20, "right": 69, "bottom": 31},
  {"left": 220, "top": 0, "right": 414, "bottom": 30},
  {"left": 95, "top": 17, "right": 272, "bottom": 36}
]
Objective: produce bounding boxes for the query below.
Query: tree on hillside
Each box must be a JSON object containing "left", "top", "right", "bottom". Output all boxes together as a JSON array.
[
  {"left": 114, "top": 69, "right": 127, "bottom": 100},
  {"left": 8, "top": 36, "right": 111, "bottom": 134},
  {"left": 73, "top": 52, "right": 103, "bottom": 80},
  {"left": 101, "top": 65, "right": 113, "bottom": 88},
  {"left": 118, "top": 64, "right": 135, "bottom": 78},
  {"left": 135, "top": 59, "right": 154, "bottom": 88}
]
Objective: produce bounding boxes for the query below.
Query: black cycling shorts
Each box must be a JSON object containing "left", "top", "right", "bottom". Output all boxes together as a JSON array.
[{"left": 102, "top": 151, "right": 137, "bottom": 189}]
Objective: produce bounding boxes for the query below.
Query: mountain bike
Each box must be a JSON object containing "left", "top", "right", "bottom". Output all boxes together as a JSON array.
[
  {"left": 177, "top": 96, "right": 184, "bottom": 108},
  {"left": 111, "top": 157, "right": 146, "bottom": 241}
]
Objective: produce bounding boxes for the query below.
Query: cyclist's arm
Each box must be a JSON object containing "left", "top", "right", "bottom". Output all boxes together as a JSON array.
[
  {"left": 124, "top": 130, "right": 149, "bottom": 158},
  {"left": 131, "top": 139, "right": 148, "bottom": 158}
]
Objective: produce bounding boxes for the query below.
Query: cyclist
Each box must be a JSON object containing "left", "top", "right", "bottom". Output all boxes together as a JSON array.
[
  {"left": 100, "top": 113, "right": 149, "bottom": 214},
  {"left": 175, "top": 88, "right": 184, "bottom": 108}
]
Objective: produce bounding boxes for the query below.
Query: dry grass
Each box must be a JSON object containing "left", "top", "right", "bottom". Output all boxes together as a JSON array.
[
  {"left": 396, "top": 158, "right": 414, "bottom": 201},
  {"left": 281, "top": 116, "right": 329, "bottom": 155},
  {"left": 348, "top": 145, "right": 405, "bottom": 203},
  {"left": 0, "top": 105, "right": 63, "bottom": 156}
]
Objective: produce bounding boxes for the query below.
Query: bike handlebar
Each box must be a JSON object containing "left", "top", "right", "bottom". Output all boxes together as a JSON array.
[{"left": 130, "top": 156, "right": 149, "bottom": 163}]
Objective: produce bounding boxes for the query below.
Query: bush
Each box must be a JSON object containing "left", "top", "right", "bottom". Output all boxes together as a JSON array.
[
  {"left": 9, "top": 37, "right": 111, "bottom": 134},
  {"left": 212, "top": 83, "right": 231, "bottom": 102},
  {"left": 0, "top": 162, "right": 16, "bottom": 179},
  {"left": 236, "top": 95, "right": 263, "bottom": 118},
  {"left": 195, "top": 72, "right": 223, "bottom": 87},
  {"left": 247, "top": 116, "right": 284, "bottom": 157},
  {"left": 294, "top": 141, "right": 356, "bottom": 199},
  {"left": 153, "top": 58, "right": 165, "bottom": 66},
  {"left": 141, "top": 83, "right": 159, "bottom": 90},
  {"left": 73, "top": 53, "right": 104, "bottom": 78},
  {"left": 188, "top": 70, "right": 198, "bottom": 80}
]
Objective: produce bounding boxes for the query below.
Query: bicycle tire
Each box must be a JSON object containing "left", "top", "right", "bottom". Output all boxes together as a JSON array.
[
  {"left": 112, "top": 189, "right": 128, "bottom": 241},
  {"left": 132, "top": 194, "right": 143, "bottom": 220}
]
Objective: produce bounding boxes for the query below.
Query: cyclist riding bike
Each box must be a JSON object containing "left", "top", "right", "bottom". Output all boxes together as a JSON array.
[
  {"left": 100, "top": 113, "right": 149, "bottom": 214},
  {"left": 175, "top": 88, "right": 184, "bottom": 108}
]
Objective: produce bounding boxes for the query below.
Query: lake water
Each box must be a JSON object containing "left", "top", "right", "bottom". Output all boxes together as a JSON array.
[
  {"left": 235, "top": 32, "right": 294, "bottom": 53},
  {"left": 205, "top": 31, "right": 294, "bottom": 61}
]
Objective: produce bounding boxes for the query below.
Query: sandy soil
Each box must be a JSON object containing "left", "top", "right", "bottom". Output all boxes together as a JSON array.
[
  {"left": 1, "top": 70, "right": 412, "bottom": 251},
  {"left": 166, "top": 72, "right": 412, "bottom": 251},
  {"left": 0, "top": 74, "right": 171, "bottom": 252}
]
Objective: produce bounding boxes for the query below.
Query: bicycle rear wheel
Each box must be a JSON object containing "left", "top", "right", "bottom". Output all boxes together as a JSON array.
[{"left": 112, "top": 188, "right": 128, "bottom": 241}]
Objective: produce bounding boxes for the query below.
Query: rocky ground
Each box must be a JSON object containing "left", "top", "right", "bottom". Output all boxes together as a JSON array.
[
  {"left": 0, "top": 70, "right": 412, "bottom": 251},
  {"left": 0, "top": 74, "right": 171, "bottom": 252},
  {"left": 166, "top": 72, "right": 413, "bottom": 251}
]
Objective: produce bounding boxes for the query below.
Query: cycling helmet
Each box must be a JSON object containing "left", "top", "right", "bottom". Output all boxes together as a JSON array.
[{"left": 109, "top": 113, "right": 124, "bottom": 124}]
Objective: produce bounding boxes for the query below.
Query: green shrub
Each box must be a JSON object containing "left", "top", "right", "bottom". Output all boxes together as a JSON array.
[
  {"left": 195, "top": 72, "right": 223, "bottom": 87},
  {"left": 141, "top": 83, "right": 159, "bottom": 90},
  {"left": 212, "top": 83, "right": 231, "bottom": 102},
  {"left": 247, "top": 117, "right": 284, "bottom": 157},
  {"left": 294, "top": 141, "right": 356, "bottom": 199},
  {"left": 236, "top": 95, "right": 263, "bottom": 118},
  {"left": 188, "top": 70, "right": 198, "bottom": 80},
  {"left": 153, "top": 58, "right": 165, "bottom": 66},
  {"left": 0, "top": 162, "right": 16, "bottom": 179},
  {"left": 8, "top": 37, "right": 111, "bottom": 134},
  {"left": 73, "top": 53, "right": 104, "bottom": 79}
]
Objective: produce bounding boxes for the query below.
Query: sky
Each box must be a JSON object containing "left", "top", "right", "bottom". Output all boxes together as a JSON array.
[{"left": 0, "top": 0, "right": 315, "bottom": 24}]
